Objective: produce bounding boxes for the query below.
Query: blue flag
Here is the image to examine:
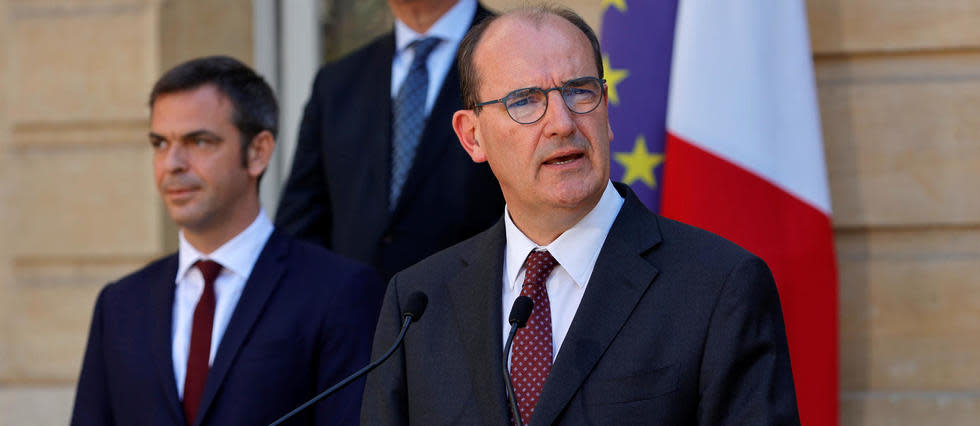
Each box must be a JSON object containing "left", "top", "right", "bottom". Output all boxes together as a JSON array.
[{"left": 600, "top": 0, "right": 678, "bottom": 213}]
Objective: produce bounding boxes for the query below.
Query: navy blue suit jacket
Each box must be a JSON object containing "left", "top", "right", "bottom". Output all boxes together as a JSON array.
[
  {"left": 362, "top": 183, "right": 800, "bottom": 425},
  {"left": 275, "top": 4, "right": 503, "bottom": 281},
  {"left": 71, "top": 230, "right": 386, "bottom": 426}
]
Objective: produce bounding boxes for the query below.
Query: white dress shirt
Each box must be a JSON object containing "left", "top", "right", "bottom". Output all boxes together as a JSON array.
[
  {"left": 501, "top": 181, "right": 624, "bottom": 361},
  {"left": 391, "top": 0, "right": 476, "bottom": 114},
  {"left": 171, "top": 210, "right": 274, "bottom": 398}
]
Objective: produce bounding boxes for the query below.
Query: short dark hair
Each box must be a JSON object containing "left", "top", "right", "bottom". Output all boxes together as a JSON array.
[
  {"left": 149, "top": 55, "right": 278, "bottom": 166},
  {"left": 458, "top": 6, "right": 604, "bottom": 110}
]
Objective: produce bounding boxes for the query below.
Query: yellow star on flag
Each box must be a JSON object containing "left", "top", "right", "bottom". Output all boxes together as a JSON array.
[
  {"left": 601, "top": 0, "right": 627, "bottom": 14},
  {"left": 614, "top": 135, "right": 664, "bottom": 188},
  {"left": 602, "top": 55, "right": 629, "bottom": 106}
]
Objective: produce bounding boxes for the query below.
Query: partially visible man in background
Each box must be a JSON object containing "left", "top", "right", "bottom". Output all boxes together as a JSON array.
[
  {"left": 276, "top": 0, "right": 504, "bottom": 281},
  {"left": 71, "top": 56, "right": 385, "bottom": 426}
]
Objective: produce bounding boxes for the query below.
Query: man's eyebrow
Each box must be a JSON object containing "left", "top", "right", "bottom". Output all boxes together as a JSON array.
[
  {"left": 181, "top": 129, "right": 222, "bottom": 140},
  {"left": 559, "top": 76, "right": 590, "bottom": 86},
  {"left": 148, "top": 130, "right": 223, "bottom": 139}
]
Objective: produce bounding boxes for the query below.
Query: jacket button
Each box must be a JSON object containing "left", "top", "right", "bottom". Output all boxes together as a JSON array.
[{"left": 383, "top": 235, "right": 394, "bottom": 244}]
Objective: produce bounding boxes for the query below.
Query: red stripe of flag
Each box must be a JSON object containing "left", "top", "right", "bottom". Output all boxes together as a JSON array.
[{"left": 663, "top": 132, "right": 838, "bottom": 426}]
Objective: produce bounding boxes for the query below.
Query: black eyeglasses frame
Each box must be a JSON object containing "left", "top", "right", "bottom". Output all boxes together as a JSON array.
[{"left": 471, "top": 76, "right": 607, "bottom": 124}]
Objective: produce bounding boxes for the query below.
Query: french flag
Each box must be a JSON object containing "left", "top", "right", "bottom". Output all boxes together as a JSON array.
[{"left": 602, "top": 1, "right": 838, "bottom": 425}]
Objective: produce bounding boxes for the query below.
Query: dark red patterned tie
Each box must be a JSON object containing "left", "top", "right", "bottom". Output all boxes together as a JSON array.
[
  {"left": 511, "top": 250, "right": 559, "bottom": 425},
  {"left": 183, "top": 260, "right": 221, "bottom": 426}
]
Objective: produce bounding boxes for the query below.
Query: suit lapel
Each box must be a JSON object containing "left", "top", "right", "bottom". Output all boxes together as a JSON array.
[
  {"left": 447, "top": 220, "right": 511, "bottom": 425},
  {"left": 148, "top": 255, "right": 185, "bottom": 423},
  {"left": 193, "top": 232, "right": 289, "bottom": 426},
  {"left": 531, "top": 185, "right": 663, "bottom": 426}
]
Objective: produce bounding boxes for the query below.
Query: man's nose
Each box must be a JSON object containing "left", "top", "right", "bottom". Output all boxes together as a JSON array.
[
  {"left": 162, "top": 142, "right": 188, "bottom": 172},
  {"left": 541, "top": 91, "right": 576, "bottom": 137}
]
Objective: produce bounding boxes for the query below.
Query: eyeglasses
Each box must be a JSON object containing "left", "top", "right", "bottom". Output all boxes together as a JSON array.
[{"left": 472, "top": 76, "right": 606, "bottom": 124}]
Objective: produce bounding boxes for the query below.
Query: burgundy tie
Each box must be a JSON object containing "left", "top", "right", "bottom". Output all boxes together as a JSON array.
[
  {"left": 511, "top": 250, "right": 559, "bottom": 425},
  {"left": 183, "top": 260, "right": 221, "bottom": 426}
]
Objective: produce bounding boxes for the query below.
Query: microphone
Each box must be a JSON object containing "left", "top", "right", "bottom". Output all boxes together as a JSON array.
[
  {"left": 503, "top": 296, "right": 533, "bottom": 426},
  {"left": 269, "top": 292, "right": 428, "bottom": 426}
]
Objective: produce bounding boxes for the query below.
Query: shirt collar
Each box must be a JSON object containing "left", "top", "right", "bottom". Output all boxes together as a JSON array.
[
  {"left": 176, "top": 210, "right": 275, "bottom": 285},
  {"left": 393, "top": 0, "right": 475, "bottom": 52},
  {"left": 504, "top": 181, "right": 624, "bottom": 290}
]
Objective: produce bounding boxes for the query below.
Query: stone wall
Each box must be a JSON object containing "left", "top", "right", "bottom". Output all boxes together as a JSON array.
[
  {"left": 1, "top": 1, "right": 163, "bottom": 423},
  {"left": 810, "top": 0, "right": 980, "bottom": 424}
]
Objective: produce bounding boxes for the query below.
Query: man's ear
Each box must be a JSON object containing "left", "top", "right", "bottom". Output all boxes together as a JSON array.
[
  {"left": 453, "top": 109, "right": 487, "bottom": 163},
  {"left": 245, "top": 130, "right": 275, "bottom": 178}
]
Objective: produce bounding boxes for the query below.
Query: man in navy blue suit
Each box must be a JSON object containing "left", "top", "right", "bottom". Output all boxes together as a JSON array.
[{"left": 71, "top": 56, "right": 385, "bottom": 426}]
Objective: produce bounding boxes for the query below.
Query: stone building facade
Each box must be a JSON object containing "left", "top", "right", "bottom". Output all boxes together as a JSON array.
[{"left": 0, "top": 0, "right": 977, "bottom": 424}]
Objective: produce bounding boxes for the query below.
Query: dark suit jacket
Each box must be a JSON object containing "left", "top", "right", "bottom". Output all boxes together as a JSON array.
[
  {"left": 71, "top": 231, "right": 386, "bottom": 426},
  {"left": 275, "top": 3, "right": 504, "bottom": 281},
  {"left": 361, "top": 183, "right": 800, "bottom": 425}
]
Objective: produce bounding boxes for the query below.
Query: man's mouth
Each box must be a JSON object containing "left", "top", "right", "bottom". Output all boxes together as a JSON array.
[
  {"left": 544, "top": 152, "right": 584, "bottom": 165},
  {"left": 166, "top": 186, "right": 196, "bottom": 194},
  {"left": 163, "top": 185, "right": 200, "bottom": 202}
]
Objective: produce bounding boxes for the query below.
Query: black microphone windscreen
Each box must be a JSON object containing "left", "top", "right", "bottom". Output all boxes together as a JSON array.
[
  {"left": 508, "top": 296, "right": 534, "bottom": 328},
  {"left": 403, "top": 292, "right": 428, "bottom": 322}
]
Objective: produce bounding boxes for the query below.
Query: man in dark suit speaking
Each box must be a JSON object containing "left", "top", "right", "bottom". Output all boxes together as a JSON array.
[
  {"left": 276, "top": 0, "right": 504, "bottom": 281},
  {"left": 362, "top": 6, "right": 801, "bottom": 425},
  {"left": 71, "top": 56, "right": 385, "bottom": 426}
]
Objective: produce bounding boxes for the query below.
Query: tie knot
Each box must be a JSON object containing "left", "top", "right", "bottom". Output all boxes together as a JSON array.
[
  {"left": 195, "top": 260, "right": 222, "bottom": 285},
  {"left": 524, "top": 250, "right": 559, "bottom": 285},
  {"left": 409, "top": 37, "right": 440, "bottom": 63}
]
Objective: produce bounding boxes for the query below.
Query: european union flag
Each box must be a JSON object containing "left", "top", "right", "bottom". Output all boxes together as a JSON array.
[{"left": 600, "top": 0, "right": 678, "bottom": 213}]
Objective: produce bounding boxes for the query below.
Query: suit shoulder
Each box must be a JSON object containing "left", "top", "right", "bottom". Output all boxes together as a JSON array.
[
  {"left": 648, "top": 214, "right": 776, "bottom": 291},
  {"left": 646, "top": 215, "right": 781, "bottom": 310},
  {"left": 395, "top": 244, "right": 462, "bottom": 282},
  {"left": 391, "top": 222, "right": 499, "bottom": 288},
  {"left": 102, "top": 254, "right": 177, "bottom": 293},
  {"left": 92, "top": 254, "right": 177, "bottom": 309},
  {"left": 406, "top": 222, "right": 492, "bottom": 270},
  {"left": 281, "top": 235, "right": 386, "bottom": 292},
  {"left": 612, "top": 184, "right": 766, "bottom": 275},
  {"left": 653, "top": 215, "right": 759, "bottom": 263},
  {"left": 281, "top": 235, "right": 372, "bottom": 273},
  {"left": 286, "top": 236, "right": 373, "bottom": 273}
]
